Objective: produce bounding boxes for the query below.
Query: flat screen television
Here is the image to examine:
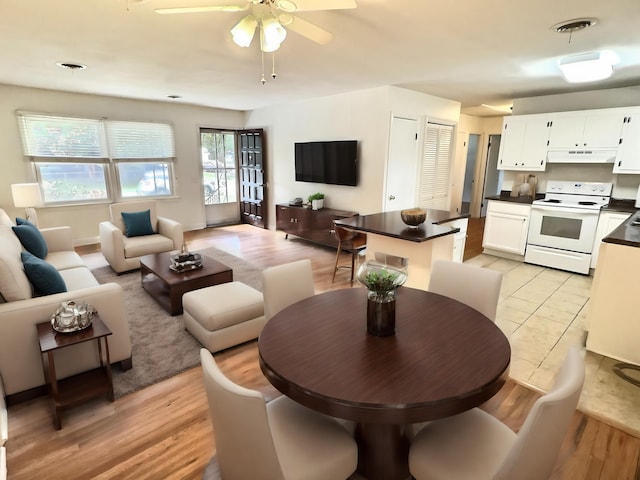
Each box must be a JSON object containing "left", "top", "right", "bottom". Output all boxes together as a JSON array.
[{"left": 294, "top": 140, "right": 357, "bottom": 186}]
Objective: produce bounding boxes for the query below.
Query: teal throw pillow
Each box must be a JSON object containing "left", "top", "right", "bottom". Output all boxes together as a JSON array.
[
  {"left": 12, "top": 220, "right": 48, "bottom": 259},
  {"left": 21, "top": 251, "right": 67, "bottom": 296},
  {"left": 121, "top": 209, "right": 154, "bottom": 237}
]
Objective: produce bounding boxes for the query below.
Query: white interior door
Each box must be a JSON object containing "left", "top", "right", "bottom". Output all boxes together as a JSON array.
[{"left": 384, "top": 116, "right": 418, "bottom": 212}]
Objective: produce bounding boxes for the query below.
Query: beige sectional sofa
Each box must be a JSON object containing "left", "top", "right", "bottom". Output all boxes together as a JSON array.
[{"left": 0, "top": 209, "right": 132, "bottom": 399}]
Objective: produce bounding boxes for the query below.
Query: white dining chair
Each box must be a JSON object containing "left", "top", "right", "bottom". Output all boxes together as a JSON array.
[
  {"left": 408, "top": 347, "right": 585, "bottom": 480},
  {"left": 262, "top": 259, "right": 315, "bottom": 321},
  {"left": 428, "top": 259, "right": 503, "bottom": 321},
  {"left": 199, "top": 349, "right": 358, "bottom": 480}
]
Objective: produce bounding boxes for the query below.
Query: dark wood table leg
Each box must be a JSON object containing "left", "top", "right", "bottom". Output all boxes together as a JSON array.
[{"left": 354, "top": 422, "right": 412, "bottom": 480}]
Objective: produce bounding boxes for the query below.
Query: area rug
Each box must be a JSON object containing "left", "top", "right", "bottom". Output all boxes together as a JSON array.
[{"left": 91, "top": 247, "right": 263, "bottom": 398}]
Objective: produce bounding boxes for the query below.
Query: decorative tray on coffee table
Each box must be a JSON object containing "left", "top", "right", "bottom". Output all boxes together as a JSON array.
[{"left": 169, "top": 253, "right": 203, "bottom": 272}]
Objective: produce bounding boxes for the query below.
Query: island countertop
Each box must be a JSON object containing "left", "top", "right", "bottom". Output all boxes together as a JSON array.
[{"left": 335, "top": 210, "right": 463, "bottom": 243}]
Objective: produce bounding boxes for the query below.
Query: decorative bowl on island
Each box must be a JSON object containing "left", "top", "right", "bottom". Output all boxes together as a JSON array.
[{"left": 400, "top": 208, "right": 427, "bottom": 227}]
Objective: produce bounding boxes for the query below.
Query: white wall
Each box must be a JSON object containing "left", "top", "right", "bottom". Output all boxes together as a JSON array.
[
  {"left": 1, "top": 83, "right": 463, "bottom": 242},
  {"left": 0, "top": 84, "right": 245, "bottom": 244},
  {"left": 246, "top": 86, "right": 460, "bottom": 228}
]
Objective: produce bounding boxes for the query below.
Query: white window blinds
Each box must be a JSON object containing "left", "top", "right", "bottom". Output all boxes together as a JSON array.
[
  {"left": 418, "top": 122, "right": 454, "bottom": 210},
  {"left": 17, "top": 113, "right": 107, "bottom": 160},
  {"left": 106, "top": 121, "right": 175, "bottom": 160}
]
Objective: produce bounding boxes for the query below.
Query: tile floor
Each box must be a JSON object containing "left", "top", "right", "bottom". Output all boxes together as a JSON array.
[{"left": 466, "top": 253, "right": 640, "bottom": 438}]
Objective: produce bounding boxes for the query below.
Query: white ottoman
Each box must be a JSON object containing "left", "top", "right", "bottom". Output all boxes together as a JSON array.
[{"left": 183, "top": 281, "right": 265, "bottom": 353}]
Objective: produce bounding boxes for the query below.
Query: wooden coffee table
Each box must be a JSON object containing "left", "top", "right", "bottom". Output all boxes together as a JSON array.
[{"left": 140, "top": 252, "right": 233, "bottom": 315}]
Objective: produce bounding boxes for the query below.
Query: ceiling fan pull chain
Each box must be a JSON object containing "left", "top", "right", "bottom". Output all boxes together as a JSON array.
[
  {"left": 272, "top": 52, "right": 277, "bottom": 79},
  {"left": 261, "top": 50, "right": 266, "bottom": 85}
]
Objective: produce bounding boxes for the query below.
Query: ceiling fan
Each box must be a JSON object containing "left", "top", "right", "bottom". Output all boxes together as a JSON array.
[{"left": 154, "top": 0, "right": 357, "bottom": 46}]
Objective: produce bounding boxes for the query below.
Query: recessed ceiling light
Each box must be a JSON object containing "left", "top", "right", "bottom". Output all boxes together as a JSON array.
[{"left": 56, "top": 62, "right": 87, "bottom": 71}]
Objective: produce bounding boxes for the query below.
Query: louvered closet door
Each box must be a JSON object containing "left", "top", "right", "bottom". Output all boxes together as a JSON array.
[
  {"left": 418, "top": 122, "right": 454, "bottom": 211},
  {"left": 238, "top": 129, "right": 267, "bottom": 229}
]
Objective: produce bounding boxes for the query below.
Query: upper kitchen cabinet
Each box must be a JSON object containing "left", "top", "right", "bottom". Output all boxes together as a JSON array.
[
  {"left": 613, "top": 113, "right": 640, "bottom": 173},
  {"left": 547, "top": 111, "right": 624, "bottom": 150},
  {"left": 498, "top": 114, "right": 550, "bottom": 171}
]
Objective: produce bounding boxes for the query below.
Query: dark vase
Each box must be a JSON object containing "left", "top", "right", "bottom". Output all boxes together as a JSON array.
[{"left": 366, "top": 290, "right": 396, "bottom": 337}]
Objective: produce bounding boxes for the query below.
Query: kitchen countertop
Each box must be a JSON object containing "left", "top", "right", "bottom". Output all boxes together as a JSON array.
[
  {"left": 485, "top": 191, "right": 544, "bottom": 204},
  {"left": 335, "top": 210, "right": 465, "bottom": 243},
  {"left": 603, "top": 198, "right": 638, "bottom": 213},
  {"left": 604, "top": 210, "right": 640, "bottom": 247}
]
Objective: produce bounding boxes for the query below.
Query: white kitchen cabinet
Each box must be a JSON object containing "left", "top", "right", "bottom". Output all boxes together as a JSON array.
[
  {"left": 548, "top": 111, "right": 624, "bottom": 149},
  {"left": 590, "top": 211, "right": 631, "bottom": 267},
  {"left": 613, "top": 113, "right": 640, "bottom": 173},
  {"left": 483, "top": 201, "right": 530, "bottom": 256},
  {"left": 498, "top": 115, "right": 549, "bottom": 171},
  {"left": 439, "top": 218, "right": 468, "bottom": 263}
]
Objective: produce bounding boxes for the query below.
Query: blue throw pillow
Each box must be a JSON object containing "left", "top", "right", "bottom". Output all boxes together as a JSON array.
[
  {"left": 12, "top": 220, "right": 48, "bottom": 259},
  {"left": 21, "top": 251, "right": 67, "bottom": 296},
  {"left": 121, "top": 209, "right": 154, "bottom": 237}
]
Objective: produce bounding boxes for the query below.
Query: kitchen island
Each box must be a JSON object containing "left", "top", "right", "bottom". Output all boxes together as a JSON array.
[
  {"left": 336, "top": 210, "right": 464, "bottom": 290},
  {"left": 587, "top": 211, "right": 640, "bottom": 366}
]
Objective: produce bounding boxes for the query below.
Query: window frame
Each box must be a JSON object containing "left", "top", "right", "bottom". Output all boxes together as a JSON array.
[{"left": 16, "top": 111, "right": 177, "bottom": 205}]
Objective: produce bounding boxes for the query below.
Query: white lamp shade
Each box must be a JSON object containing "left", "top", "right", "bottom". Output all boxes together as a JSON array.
[
  {"left": 559, "top": 52, "right": 614, "bottom": 83},
  {"left": 261, "top": 16, "right": 286, "bottom": 52},
  {"left": 11, "top": 183, "right": 44, "bottom": 208},
  {"left": 231, "top": 15, "right": 257, "bottom": 47}
]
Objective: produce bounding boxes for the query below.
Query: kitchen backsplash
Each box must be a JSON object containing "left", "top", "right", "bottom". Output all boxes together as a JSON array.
[{"left": 501, "top": 164, "right": 640, "bottom": 199}]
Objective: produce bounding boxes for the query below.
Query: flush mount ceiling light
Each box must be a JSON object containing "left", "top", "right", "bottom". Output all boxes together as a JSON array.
[{"left": 559, "top": 51, "right": 614, "bottom": 83}]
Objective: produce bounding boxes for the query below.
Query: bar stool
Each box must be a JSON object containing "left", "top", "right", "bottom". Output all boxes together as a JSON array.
[{"left": 332, "top": 222, "right": 367, "bottom": 286}]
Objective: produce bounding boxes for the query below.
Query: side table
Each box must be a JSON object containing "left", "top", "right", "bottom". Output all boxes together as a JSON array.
[{"left": 36, "top": 316, "right": 114, "bottom": 430}]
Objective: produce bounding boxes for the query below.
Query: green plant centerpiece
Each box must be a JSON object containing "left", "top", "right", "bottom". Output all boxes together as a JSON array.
[
  {"left": 308, "top": 192, "right": 325, "bottom": 210},
  {"left": 356, "top": 260, "right": 408, "bottom": 336},
  {"left": 307, "top": 192, "right": 325, "bottom": 202}
]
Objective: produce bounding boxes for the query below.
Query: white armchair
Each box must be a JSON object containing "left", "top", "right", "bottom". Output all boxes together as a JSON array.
[{"left": 99, "top": 201, "right": 183, "bottom": 273}]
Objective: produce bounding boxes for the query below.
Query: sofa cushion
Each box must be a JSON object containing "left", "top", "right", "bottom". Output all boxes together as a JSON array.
[
  {"left": 59, "top": 266, "right": 100, "bottom": 290},
  {"left": 45, "top": 251, "right": 87, "bottom": 271},
  {"left": 0, "top": 209, "right": 13, "bottom": 228},
  {"left": 121, "top": 209, "right": 154, "bottom": 237},
  {"left": 21, "top": 251, "right": 67, "bottom": 296},
  {"left": 0, "top": 225, "right": 32, "bottom": 301},
  {"left": 12, "top": 220, "right": 48, "bottom": 259},
  {"left": 123, "top": 234, "right": 175, "bottom": 258}
]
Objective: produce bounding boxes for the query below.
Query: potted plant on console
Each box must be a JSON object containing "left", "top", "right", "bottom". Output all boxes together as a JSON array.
[{"left": 308, "top": 192, "right": 325, "bottom": 210}]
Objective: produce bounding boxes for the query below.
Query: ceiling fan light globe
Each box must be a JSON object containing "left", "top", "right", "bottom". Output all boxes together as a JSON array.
[
  {"left": 262, "top": 16, "right": 287, "bottom": 44},
  {"left": 231, "top": 15, "right": 257, "bottom": 47},
  {"left": 276, "top": 0, "right": 297, "bottom": 12}
]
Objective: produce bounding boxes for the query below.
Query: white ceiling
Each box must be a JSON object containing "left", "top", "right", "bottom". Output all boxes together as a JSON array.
[{"left": 2, "top": 0, "right": 639, "bottom": 116}]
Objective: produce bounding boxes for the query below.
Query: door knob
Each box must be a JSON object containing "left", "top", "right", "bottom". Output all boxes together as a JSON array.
[{"left": 389, "top": 195, "right": 396, "bottom": 200}]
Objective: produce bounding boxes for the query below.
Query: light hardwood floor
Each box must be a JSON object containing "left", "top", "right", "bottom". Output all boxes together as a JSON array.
[{"left": 6, "top": 223, "right": 640, "bottom": 479}]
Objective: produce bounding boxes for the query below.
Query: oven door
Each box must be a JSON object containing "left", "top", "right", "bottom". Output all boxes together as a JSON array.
[{"left": 528, "top": 205, "right": 600, "bottom": 253}]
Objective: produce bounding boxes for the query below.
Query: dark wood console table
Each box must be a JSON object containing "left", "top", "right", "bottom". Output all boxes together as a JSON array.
[{"left": 275, "top": 204, "right": 358, "bottom": 248}]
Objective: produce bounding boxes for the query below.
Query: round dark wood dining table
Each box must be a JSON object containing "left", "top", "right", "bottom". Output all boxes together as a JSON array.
[{"left": 258, "top": 286, "right": 511, "bottom": 480}]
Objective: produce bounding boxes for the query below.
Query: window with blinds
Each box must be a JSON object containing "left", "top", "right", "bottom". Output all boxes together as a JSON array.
[
  {"left": 16, "top": 112, "right": 175, "bottom": 203},
  {"left": 418, "top": 122, "right": 454, "bottom": 210}
]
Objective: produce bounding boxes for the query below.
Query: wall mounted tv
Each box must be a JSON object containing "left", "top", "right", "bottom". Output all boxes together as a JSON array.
[{"left": 294, "top": 140, "right": 358, "bottom": 186}]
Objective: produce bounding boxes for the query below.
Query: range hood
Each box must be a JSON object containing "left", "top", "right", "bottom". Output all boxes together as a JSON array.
[{"left": 547, "top": 149, "right": 617, "bottom": 164}]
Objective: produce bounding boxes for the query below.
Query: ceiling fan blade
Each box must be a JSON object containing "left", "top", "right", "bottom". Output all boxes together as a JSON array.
[
  {"left": 280, "top": 14, "right": 333, "bottom": 45},
  {"left": 155, "top": 4, "right": 249, "bottom": 14},
  {"left": 278, "top": 0, "right": 356, "bottom": 12}
]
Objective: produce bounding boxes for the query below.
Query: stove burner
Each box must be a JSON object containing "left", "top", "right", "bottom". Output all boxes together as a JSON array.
[
  {"left": 543, "top": 199, "right": 561, "bottom": 203},
  {"left": 578, "top": 201, "right": 597, "bottom": 206}
]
